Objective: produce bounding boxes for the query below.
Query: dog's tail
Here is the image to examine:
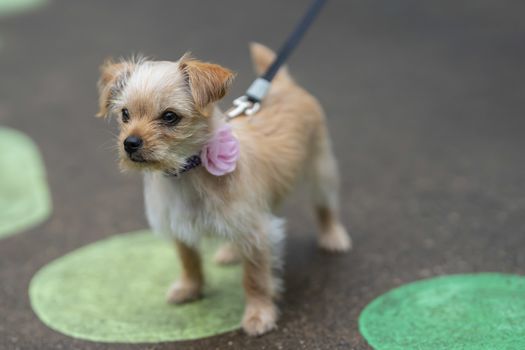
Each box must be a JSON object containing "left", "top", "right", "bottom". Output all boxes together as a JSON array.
[{"left": 249, "top": 42, "right": 292, "bottom": 83}]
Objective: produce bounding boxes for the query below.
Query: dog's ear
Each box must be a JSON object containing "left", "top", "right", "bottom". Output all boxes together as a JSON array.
[
  {"left": 179, "top": 55, "right": 235, "bottom": 110},
  {"left": 96, "top": 59, "right": 134, "bottom": 118}
]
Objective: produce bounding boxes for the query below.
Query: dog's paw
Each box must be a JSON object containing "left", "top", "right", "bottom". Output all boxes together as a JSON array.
[
  {"left": 213, "top": 244, "right": 240, "bottom": 265},
  {"left": 166, "top": 280, "right": 202, "bottom": 304},
  {"left": 242, "top": 302, "right": 278, "bottom": 336},
  {"left": 318, "top": 223, "right": 352, "bottom": 253}
]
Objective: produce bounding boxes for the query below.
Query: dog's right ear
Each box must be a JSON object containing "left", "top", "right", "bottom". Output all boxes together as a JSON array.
[{"left": 96, "top": 59, "right": 134, "bottom": 118}]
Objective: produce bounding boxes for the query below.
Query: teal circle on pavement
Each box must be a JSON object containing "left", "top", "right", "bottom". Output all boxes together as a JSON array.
[{"left": 359, "top": 273, "right": 525, "bottom": 350}]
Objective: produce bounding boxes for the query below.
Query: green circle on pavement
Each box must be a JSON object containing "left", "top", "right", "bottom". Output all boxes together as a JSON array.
[
  {"left": 359, "top": 273, "right": 525, "bottom": 350},
  {"left": 0, "top": 127, "right": 51, "bottom": 239},
  {"left": 0, "top": 0, "right": 46, "bottom": 16},
  {"left": 30, "top": 231, "right": 243, "bottom": 343}
]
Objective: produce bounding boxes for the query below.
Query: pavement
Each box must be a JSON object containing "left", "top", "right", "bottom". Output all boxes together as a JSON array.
[{"left": 1, "top": 0, "right": 525, "bottom": 349}]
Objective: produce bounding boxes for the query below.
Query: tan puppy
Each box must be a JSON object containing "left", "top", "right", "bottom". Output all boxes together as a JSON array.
[{"left": 96, "top": 43, "right": 350, "bottom": 336}]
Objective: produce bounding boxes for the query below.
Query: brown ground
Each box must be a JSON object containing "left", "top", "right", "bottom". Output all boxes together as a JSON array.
[{"left": 1, "top": 1, "right": 525, "bottom": 349}]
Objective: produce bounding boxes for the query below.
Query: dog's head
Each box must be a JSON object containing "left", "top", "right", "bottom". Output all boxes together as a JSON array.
[{"left": 96, "top": 55, "right": 235, "bottom": 172}]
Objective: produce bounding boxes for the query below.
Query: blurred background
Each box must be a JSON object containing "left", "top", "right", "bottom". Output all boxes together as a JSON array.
[{"left": 1, "top": 0, "right": 525, "bottom": 349}]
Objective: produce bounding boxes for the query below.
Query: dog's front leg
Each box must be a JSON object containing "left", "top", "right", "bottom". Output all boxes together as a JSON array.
[
  {"left": 239, "top": 233, "right": 278, "bottom": 336},
  {"left": 166, "top": 240, "right": 204, "bottom": 304}
]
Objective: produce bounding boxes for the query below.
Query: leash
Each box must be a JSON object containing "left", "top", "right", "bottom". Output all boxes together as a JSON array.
[{"left": 227, "top": 0, "right": 328, "bottom": 118}]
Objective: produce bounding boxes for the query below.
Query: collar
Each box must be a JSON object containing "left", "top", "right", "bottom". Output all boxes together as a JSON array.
[
  {"left": 163, "top": 123, "right": 239, "bottom": 178},
  {"left": 163, "top": 154, "right": 202, "bottom": 178}
]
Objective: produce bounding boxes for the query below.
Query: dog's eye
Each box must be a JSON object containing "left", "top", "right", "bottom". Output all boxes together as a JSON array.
[
  {"left": 161, "top": 111, "right": 182, "bottom": 125},
  {"left": 121, "top": 108, "right": 130, "bottom": 123}
]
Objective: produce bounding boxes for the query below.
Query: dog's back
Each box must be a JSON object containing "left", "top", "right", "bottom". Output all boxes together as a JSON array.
[{"left": 231, "top": 43, "right": 330, "bottom": 208}]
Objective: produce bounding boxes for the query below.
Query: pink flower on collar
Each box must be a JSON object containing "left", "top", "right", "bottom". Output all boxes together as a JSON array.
[{"left": 201, "top": 124, "right": 240, "bottom": 176}]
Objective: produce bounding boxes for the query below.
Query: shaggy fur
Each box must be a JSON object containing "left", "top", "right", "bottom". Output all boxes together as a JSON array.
[{"left": 97, "top": 43, "right": 350, "bottom": 336}]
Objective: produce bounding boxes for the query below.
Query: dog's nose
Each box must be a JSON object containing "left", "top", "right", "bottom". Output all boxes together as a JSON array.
[{"left": 124, "top": 136, "right": 143, "bottom": 154}]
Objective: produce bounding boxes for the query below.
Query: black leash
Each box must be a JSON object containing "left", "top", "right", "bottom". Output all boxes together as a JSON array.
[{"left": 227, "top": 0, "right": 328, "bottom": 118}]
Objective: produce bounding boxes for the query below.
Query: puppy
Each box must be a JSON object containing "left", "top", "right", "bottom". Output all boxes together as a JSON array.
[{"left": 96, "top": 43, "right": 350, "bottom": 336}]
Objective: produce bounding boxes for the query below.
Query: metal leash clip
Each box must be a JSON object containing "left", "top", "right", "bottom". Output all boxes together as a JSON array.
[
  {"left": 226, "top": 78, "right": 270, "bottom": 119},
  {"left": 227, "top": 96, "right": 260, "bottom": 118}
]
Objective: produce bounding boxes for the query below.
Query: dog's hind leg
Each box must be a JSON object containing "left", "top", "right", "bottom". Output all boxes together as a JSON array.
[
  {"left": 213, "top": 242, "right": 240, "bottom": 265},
  {"left": 166, "top": 240, "right": 204, "bottom": 304},
  {"left": 309, "top": 125, "right": 351, "bottom": 253}
]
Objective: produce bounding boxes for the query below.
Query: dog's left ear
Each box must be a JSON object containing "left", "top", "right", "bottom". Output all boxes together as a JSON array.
[
  {"left": 179, "top": 55, "right": 235, "bottom": 110},
  {"left": 96, "top": 59, "right": 134, "bottom": 118}
]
